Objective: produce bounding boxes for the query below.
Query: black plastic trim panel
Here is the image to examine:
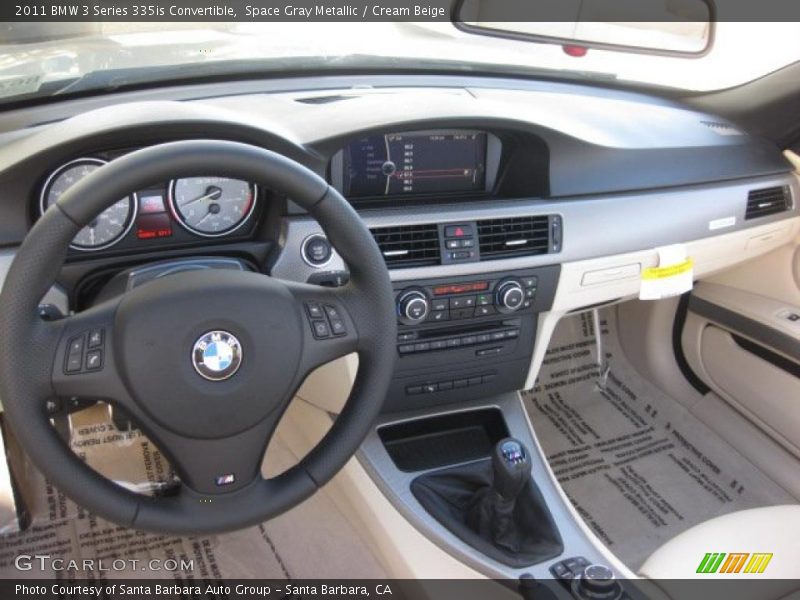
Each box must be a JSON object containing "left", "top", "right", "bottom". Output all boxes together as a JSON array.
[{"left": 673, "top": 293, "right": 711, "bottom": 394}]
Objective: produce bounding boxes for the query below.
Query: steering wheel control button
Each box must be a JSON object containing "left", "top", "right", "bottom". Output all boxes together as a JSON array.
[
  {"left": 312, "top": 320, "right": 331, "bottom": 339},
  {"left": 87, "top": 328, "right": 104, "bottom": 349},
  {"left": 329, "top": 318, "right": 346, "bottom": 336},
  {"left": 191, "top": 331, "right": 243, "bottom": 382},
  {"left": 68, "top": 336, "right": 84, "bottom": 356},
  {"left": 64, "top": 335, "right": 85, "bottom": 373},
  {"left": 302, "top": 234, "right": 333, "bottom": 267},
  {"left": 323, "top": 304, "right": 341, "bottom": 320},
  {"left": 85, "top": 350, "right": 103, "bottom": 371},
  {"left": 66, "top": 352, "right": 83, "bottom": 373},
  {"left": 304, "top": 302, "right": 347, "bottom": 338},
  {"left": 305, "top": 303, "right": 324, "bottom": 319}
]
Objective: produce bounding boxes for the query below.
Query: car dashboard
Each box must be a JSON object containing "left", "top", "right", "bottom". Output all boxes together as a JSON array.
[
  {"left": 0, "top": 72, "right": 799, "bottom": 584},
  {"left": 0, "top": 76, "right": 798, "bottom": 410}
]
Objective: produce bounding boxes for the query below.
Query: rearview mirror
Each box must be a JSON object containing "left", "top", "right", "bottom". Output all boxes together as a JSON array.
[{"left": 454, "top": 0, "right": 714, "bottom": 56}]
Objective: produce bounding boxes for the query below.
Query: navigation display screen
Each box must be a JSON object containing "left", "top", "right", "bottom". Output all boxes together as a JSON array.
[{"left": 342, "top": 131, "right": 487, "bottom": 198}]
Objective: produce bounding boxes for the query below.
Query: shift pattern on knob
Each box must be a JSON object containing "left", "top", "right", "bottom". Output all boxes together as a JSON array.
[
  {"left": 492, "top": 437, "right": 532, "bottom": 501},
  {"left": 500, "top": 439, "right": 526, "bottom": 465}
]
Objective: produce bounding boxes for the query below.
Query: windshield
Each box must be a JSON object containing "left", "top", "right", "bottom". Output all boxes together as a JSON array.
[{"left": 1, "top": 21, "right": 799, "bottom": 104}]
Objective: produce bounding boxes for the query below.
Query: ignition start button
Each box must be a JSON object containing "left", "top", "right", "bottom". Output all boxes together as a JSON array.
[{"left": 302, "top": 234, "right": 333, "bottom": 267}]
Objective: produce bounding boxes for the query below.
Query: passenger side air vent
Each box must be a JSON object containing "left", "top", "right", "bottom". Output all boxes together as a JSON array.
[
  {"left": 745, "top": 186, "right": 792, "bottom": 220},
  {"left": 477, "top": 216, "right": 554, "bottom": 260},
  {"left": 370, "top": 224, "right": 441, "bottom": 268}
]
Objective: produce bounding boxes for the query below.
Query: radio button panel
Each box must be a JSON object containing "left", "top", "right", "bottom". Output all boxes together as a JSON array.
[{"left": 384, "top": 265, "right": 560, "bottom": 412}]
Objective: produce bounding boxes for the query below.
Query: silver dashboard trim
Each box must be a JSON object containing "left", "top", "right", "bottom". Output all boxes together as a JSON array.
[{"left": 271, "top": 173, "right": 799, "bottom": 284}]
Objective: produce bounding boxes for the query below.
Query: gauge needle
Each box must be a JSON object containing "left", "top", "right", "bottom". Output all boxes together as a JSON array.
[
  {"left": 195, "top": 203, "right": 221, "bottom": 227},
  {"left": 181, "top": 186, "right": 222, "bottom": 207}
]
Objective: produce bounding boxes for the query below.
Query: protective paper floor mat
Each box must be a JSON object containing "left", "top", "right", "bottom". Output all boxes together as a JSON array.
[
  {"left": 522, "top": 309, "right": 795, "bottom": 571},
  {"left": 0, "top": 404, "right": 386, "bottom": 581}
]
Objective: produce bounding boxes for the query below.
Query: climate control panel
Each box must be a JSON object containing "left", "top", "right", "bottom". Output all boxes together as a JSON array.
[
  {"left": 394, "top": 275, "right": 539, "bottom": 327},
  {"left": 384, "top": 265, "right": 560, "bottom": 412}
]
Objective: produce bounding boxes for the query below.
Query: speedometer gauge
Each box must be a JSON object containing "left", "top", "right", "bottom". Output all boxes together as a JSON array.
[
  {"left": 40, "top": 158, "right": 137, "bottom": 251},
  {"left": 168, "top": 177, "right": 256, "bottom": 238}
]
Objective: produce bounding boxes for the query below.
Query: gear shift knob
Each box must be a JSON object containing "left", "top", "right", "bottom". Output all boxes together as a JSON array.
[{"left": 492, "top": 438, "right": 532, "bottom": 500}]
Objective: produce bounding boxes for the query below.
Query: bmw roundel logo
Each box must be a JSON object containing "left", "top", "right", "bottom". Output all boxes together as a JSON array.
[{"left": 192, "top": 331, "right": 242, "bottom": 381}]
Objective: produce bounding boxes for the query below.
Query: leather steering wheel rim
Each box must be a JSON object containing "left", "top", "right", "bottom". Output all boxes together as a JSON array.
[{"left": 0, "top": 140, "right": 396, "bottom": 534}]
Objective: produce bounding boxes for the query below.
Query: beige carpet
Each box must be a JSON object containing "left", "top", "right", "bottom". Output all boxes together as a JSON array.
[
  {"left": 522, "top": 309, "right": 795, "bottom": 570},
  {"left": 0, "top": 403, "right": 386, "bottom": 580}
]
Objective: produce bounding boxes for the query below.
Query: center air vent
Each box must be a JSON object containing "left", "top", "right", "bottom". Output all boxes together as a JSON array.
[
  {"left": 477, "top": 216, "right": 556, "bottom": 260},
  {"left": 370, "top": 224, "right": 441, "bottom": 268},
  {"left": 745, "top": 186, "right": 792, "bottom": 220}
]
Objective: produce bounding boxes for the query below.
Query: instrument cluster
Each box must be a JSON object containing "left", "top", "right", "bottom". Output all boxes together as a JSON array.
[{"left": 38, "top": 154, "right": 260, "bottom": 254}]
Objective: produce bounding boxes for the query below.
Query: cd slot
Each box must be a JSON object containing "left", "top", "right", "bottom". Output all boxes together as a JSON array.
[
  {"left": 397, "top": 318, "right": 521, "bottom": 355},
  {"left": 417, "top": 318, "right": 520, "bottom": 340}
]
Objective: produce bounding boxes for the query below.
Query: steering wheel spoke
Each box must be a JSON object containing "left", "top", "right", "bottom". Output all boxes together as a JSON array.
[
  {"left": 49, "top": 298, "right": 133, "bottom": 409},
  {"left": 139, "top": 416, "right": 277, "bottom": 496},
  {"left": 285, "top": 281, "right": 361, "bottom": 380}
]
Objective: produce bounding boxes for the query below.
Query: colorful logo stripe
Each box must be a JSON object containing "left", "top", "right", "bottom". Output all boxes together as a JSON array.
[{"left": 696, "top": 553, "right": 773, "bottom": 574}]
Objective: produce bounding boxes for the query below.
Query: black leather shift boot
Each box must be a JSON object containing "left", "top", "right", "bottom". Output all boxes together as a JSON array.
[{"left": 411, "top": 459, "right": 563, "bottom": 568}]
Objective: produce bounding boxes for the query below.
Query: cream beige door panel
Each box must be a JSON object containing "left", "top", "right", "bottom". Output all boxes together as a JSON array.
[
  {"left": 699, "top": 324, "right": 800, "bottom": 455},
  {"left": 683, "top": 280, "right": 800, "bottom": 456}
]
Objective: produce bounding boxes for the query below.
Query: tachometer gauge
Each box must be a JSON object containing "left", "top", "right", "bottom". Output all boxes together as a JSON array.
[
  {"left": 168, "top": 177, "right": 257, "bottom": 238},
  {"left": 40, "top": 158, "right": 137, "bottom": 251}
]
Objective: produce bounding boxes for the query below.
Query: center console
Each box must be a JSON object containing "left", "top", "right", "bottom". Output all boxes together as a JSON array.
[
  {"left": 309, "top": 126, "right": 630, "bottom": 593},
  {"left": 384, "top": 265, "right": 560, "bottom": 412}
]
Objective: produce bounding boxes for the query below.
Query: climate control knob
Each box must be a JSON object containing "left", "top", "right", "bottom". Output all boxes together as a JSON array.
[
  {"left": 495, "top": 280, "right": 525, "bottom": 313},
  {"left": 397, "top": 289, "right": 430, "bottom": 325}
]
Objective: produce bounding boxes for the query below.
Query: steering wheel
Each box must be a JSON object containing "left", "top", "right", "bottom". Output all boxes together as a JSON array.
[{"left": 0, "top": 140, "right": 396, "bottom": 534}]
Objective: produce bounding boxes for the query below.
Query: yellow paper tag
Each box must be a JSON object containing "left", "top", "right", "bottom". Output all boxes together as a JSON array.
[
  {"left": 641, "top": 258, "right": 694, "bottom": 280},
  {"left": 639, "top": 246, "right": 694, "bottom": 300}
]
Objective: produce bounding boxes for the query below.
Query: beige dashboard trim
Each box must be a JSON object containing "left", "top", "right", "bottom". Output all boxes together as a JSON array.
[{"left": 524, "top": 217, "right": 800, "bottom": 389}]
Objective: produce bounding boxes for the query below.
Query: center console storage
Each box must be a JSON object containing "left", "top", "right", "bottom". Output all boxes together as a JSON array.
[
  {"left": 384, "top": 265, "right": 559, "bottom": 412},
  {"left": 378, "top": 408, "right": 563, "bottom": 568},
  {"left": 361, "top": 393, "right": 633, "bottom": 592}
]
